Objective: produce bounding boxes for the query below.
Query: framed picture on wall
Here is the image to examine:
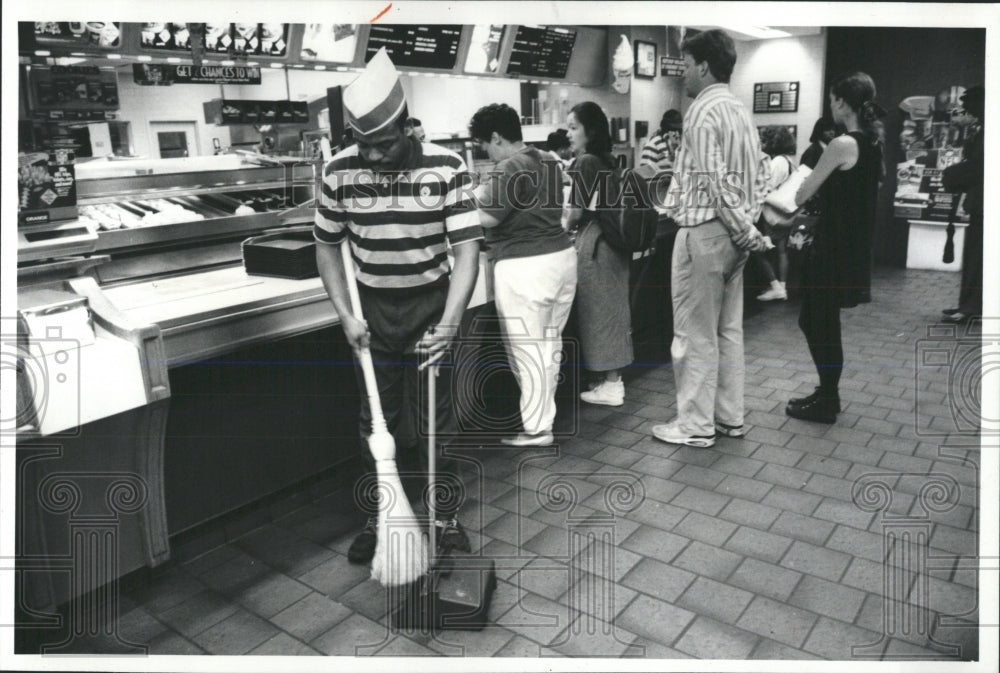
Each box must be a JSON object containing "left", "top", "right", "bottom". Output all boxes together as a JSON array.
[{"left": 634, "top": 40, "right": 657, "bottom": 79}]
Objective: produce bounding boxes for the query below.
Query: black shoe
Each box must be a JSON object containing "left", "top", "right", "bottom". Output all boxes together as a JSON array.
[
  {"left": 786, "top": 396, "right": 838, "bottom": 424},
  {"left": 347, "top": 516, "right": 378, "bottom": 564},
  {"left": 788, "top": 387, "right": 841, "bottom": 413},
  {"left": 435, "top": 517, "right": 471, "bottom": 554},
  {"left": 942, "top": 307, "right": 962, "bottom": 316},
  {"left": 942, "top": 311, "right": 972, "bottom": 324}
]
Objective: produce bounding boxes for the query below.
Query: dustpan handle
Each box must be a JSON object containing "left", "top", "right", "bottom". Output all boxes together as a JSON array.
[{"left": 427, "top": 361, "right": 437, "bottom": 563}]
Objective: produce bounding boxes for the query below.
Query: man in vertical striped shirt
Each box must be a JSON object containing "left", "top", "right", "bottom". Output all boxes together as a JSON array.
[
  {"left": 653, "top": 29, "right": 772, "bottom": 449},
  {"left": 314, "top": 49, "right": 483, "bottom": 564}
]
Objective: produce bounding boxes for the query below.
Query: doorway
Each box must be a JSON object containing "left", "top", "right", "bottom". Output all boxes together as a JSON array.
[{"left": 150, "top": 121, "right": 198, "bottom": 158}]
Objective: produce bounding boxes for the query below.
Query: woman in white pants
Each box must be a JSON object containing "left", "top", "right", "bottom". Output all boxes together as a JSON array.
[{"left": 470, "top": 104, "right": 577, "bottom": 446}]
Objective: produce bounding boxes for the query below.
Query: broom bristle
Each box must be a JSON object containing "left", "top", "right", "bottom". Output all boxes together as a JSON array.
[{"left": 371, "top": 459, "right": 429, "bottom": 586}]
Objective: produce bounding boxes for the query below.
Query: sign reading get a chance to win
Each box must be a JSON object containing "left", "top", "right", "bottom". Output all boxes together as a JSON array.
[{"left": 134, "top": 64, "right": 262, "bottom": 86}]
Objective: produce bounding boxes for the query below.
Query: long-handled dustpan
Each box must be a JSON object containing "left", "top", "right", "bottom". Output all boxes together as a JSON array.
[{"left": 391, "top": 358, "right": 497, "bottom": 631}]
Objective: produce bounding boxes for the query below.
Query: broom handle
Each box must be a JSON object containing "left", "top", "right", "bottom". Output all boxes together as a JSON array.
[{"left": 340, "top": 241, "right": 389, "bottom": 435}]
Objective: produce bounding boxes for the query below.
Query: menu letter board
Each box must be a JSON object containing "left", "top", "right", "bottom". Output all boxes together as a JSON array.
[
  {"left": 506, "top": 26, "right": 576, "bottom": 79},
  {"left": 365, "top": 25, "right": 462, "bottom": 70}
]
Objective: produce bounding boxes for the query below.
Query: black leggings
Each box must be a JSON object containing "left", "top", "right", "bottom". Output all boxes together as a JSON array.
[{"left": 798, "top": 255, "right": 843, "bottom": 396}]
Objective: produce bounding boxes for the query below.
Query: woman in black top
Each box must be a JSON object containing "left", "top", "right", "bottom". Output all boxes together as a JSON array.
[
  {"left": 787, "top": 72, "right": 884, "bottom": 423},
  {"left": 800, "top": 117, "right": 838, "bottom": 170}
]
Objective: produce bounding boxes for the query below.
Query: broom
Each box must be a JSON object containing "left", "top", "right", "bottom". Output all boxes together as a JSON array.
[{"left": 340, "top": 241, "right": 429, "bottom": 586}]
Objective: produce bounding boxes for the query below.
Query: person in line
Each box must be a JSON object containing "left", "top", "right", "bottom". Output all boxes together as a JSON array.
[
  {"left": 405, "top": 117, "right": 426, "bottom": 142},
  {"left": 564, "top": 101, "right": 633, "bottom": 407},
  {"left": 546, "top": 129, "right": 573, "bottom": 166},
  {"left": 653, "top": 29, "right": 772, "bottom": 448},
  {"left": 469, "top": 103, "right": 577, "bottom": 447},
  {"left": 639, "top": 109, "right": 683, "bottom": 174},
  {"left": 941, "top": 85, "right": 984, "bottom": 324},
  {"left": 314, "top": 49, "right": 482, "bottom": 563},
  {"left": 801, "top": 117, "right": 838, "bottom": 169},
  {"left": 793, "top": 118, "right": 839, "bottom": 239},
  {"left": 756, "top": 126, "right": 798, "bottom": 302},
  {"left": 787, "top": 72, "right": 885, "bottom": 423}
]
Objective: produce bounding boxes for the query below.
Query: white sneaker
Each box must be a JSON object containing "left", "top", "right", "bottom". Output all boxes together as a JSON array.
[
  {"left": 651, "top": 421, "right": 716, "bottom": 448},
  {"left": 580, "top": 379, "right": 625, "bottom": 406},
  {"left": 756, "top": 284, "right": 787, "bottom": 301},
  {"left": 500, "top": 432, "right": 554, "bottom": 447}
]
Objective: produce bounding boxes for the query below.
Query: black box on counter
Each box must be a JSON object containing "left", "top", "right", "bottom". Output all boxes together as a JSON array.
[
  {"left": 18, "top": 150, "right": 78, "bottom": 225},
  {"left": 242, "top": 226, "right": 318, "bottom": 279}
]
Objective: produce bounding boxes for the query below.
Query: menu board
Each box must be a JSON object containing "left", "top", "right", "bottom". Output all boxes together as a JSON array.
[
  {"left": 506, "top": 25, "right": 576, "bottom": 79},
  {"left": 204, "top": 23, "right": 289, "bottom": 57},
  {"left": 29, "top": 66, "right": 120, "bottom": 115},
  {"left": 365, "top": 25, "right": 462, "bottom": 70},
  {"left": 139, "top": 22, "right": 193, "bottom": 51},
  {"left": 301, "top": 24, "right": 359, "bottom": 63},
  {"left": 464, "top": 25, "right": 505, "bottom": 74},
  {"left": 33, "top": 22, "right": 122, "bottom": 49}
]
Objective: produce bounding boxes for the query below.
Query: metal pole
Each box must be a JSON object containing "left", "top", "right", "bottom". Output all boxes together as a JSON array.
[{"left": 427, "top": 361, "right": 437, "bottom": 565}]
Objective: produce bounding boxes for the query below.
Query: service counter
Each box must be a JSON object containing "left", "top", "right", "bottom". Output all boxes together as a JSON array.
[{"left": 15, "top": 225, "right": 495, "bottom": 628}]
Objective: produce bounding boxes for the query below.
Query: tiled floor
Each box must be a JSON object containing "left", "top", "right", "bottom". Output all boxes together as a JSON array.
[{"left": 107, "top": 268, "right": 984, "bottom": 659}]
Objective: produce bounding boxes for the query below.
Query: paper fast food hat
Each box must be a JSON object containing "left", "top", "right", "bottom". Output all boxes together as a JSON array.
[{"left": 344, "top": 48, "right": 407, "bottom": 136}]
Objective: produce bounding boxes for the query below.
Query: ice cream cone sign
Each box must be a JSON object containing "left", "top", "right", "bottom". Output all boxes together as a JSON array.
[{"left": 612, "top": 34, "right": 634, "bottom": 95}]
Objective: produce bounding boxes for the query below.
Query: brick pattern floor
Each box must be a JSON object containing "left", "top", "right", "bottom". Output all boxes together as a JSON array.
[{"left": 106, "top": 267, "right": 981, "bottom": 660}]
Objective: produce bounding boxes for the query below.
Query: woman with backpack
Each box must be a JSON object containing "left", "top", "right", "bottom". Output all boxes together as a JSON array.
[
  {"left": 564, "top": 101, "right": 633, "bottom": 407},
  {"left": 755, "top": 126, "right": 798, "bottom": 301}
]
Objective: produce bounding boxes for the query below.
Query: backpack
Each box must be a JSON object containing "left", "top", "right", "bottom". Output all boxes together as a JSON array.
[{"left": 596, "top": 161, "right": 660, "bottom": 254}]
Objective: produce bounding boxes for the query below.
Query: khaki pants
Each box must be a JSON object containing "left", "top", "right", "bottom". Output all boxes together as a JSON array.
[{"left": 671, "top": 220, "right": 749, "bottom": 435}]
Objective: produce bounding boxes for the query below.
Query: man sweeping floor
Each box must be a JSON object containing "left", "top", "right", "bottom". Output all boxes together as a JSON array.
[{"left": 314, "top": 48, "right": 482, "bottom": 567}]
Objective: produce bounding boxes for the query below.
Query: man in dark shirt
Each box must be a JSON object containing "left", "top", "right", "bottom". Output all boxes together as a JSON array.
[{"left": 941, "top": 85, "right": 984, "bottom": 323}]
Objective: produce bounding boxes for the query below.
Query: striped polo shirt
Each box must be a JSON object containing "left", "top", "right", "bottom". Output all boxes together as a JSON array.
[
  {"left": 664, "top": 84, "right": 769, "bottom": 250},
  {"left": 639, "top": 132, "right": 674, "bottom": 173},
  {"left": 314, "top": 138, "right": 483, "bottom": 289}
]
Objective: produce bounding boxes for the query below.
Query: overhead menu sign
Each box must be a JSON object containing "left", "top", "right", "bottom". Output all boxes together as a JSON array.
[
  {"left": 506, "top": 25, "right": 576, "bottom": 79},
  {"left": 134, "top": 64, "right": 262, "bottom": 85},
  {"left": 139, "top": 22, "right": 193, "bottom": 51},
  {"left": 32, "top": 21, "right": 122, "bottom": 49},
  {"left": 465, "top": 25, "right": 505, "bottom": 74},
  {"left": 301, "top": 24, "right": 359, "bottom": 63},
  {"left": 365, "top": 25, "right": 462, "bottom": 70}
]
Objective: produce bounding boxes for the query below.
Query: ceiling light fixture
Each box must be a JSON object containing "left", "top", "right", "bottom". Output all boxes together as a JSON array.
[{"left": 719, "top": 25, "right": 792, "bottom": 39}]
